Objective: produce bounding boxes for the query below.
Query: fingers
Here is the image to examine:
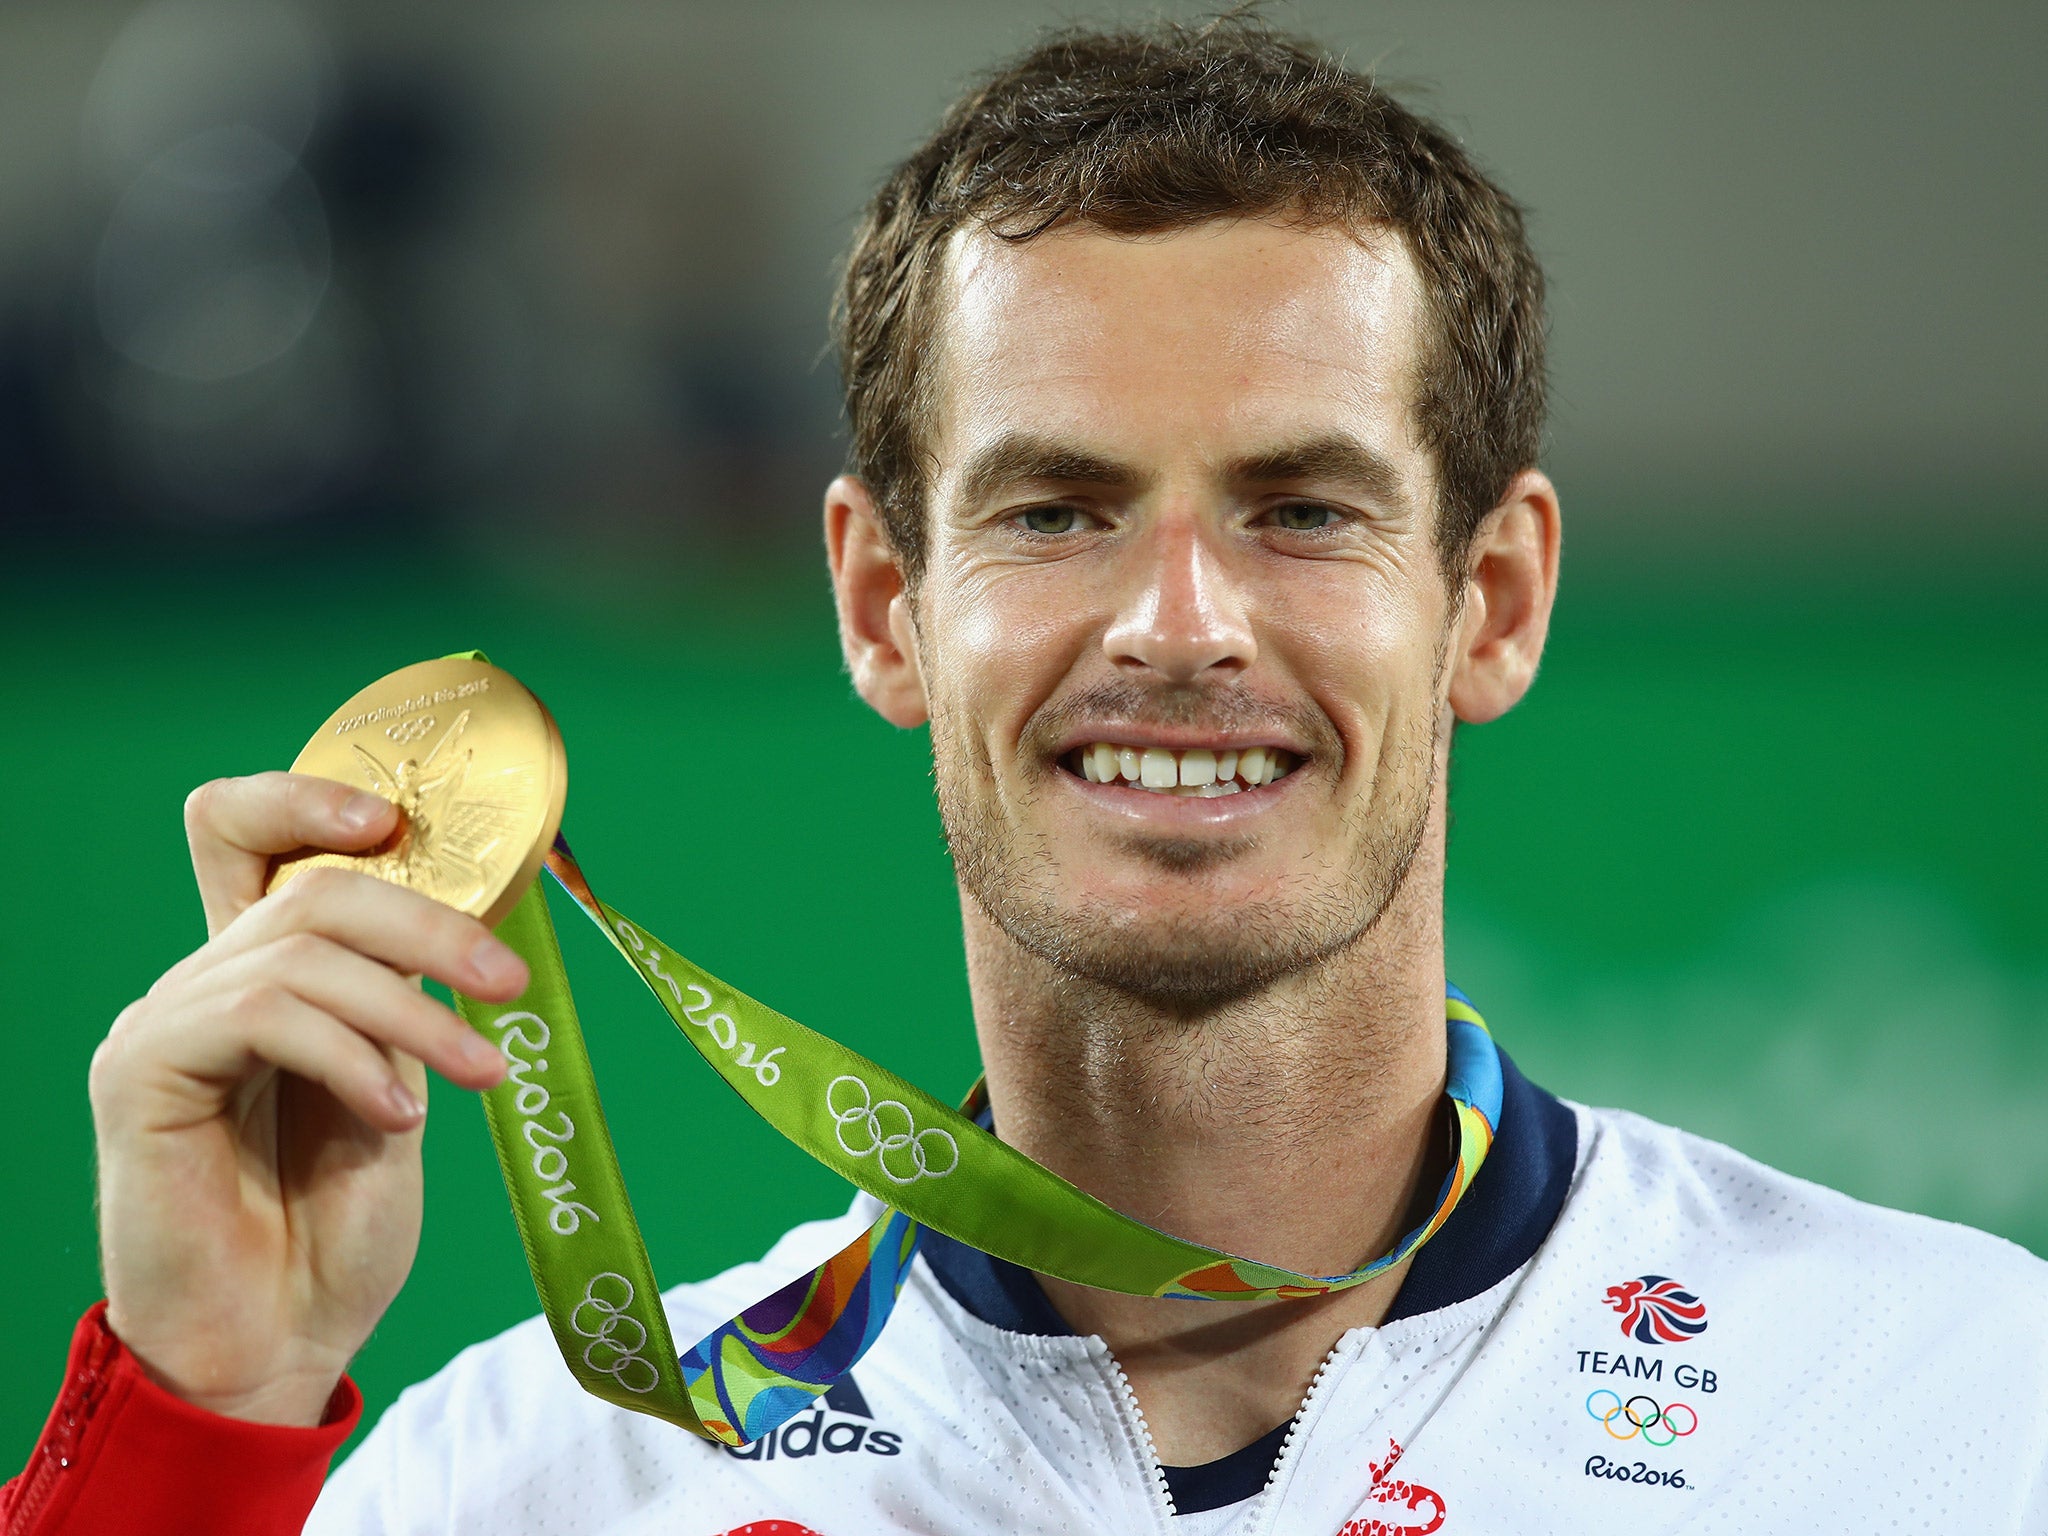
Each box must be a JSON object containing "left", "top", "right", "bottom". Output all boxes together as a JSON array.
[
  {"left": 169, "top": 984, "right": 436, "bottom": 1136},
  {"left": 186, "top": 773, "right": 399, "bottom": 936},
  {"left": 101, "top": 919, "right": 515, "bottom": 1142},
  {"left": 137, "top": 785, "right": 532, "bottom": 1140},
  {"left": 163, "top": 865, "right": 529, "bottom": 1007},
  {"left": 183, "top": 936, "right": 508, "bottom": 1094}
]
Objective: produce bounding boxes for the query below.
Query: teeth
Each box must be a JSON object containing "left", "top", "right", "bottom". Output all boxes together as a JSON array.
[{"left": 1072, "top": 741, "right": 1295, "bottom": 795}]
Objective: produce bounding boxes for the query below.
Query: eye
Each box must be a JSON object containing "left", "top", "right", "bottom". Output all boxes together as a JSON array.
[
  {"left": 1015, "top": 504, "right": 1083, "bottom": 535},
  {"left": 1266, "top": 502, "right": 1341, "bottom": 531}
]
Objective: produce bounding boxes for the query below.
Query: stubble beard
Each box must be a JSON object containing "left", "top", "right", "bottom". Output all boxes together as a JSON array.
[{"left": 930, "top": 675, "right": 1444, "bottom": 1017}]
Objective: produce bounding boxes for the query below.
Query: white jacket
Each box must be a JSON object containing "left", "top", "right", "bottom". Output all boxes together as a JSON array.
[{"left": 311, "top": 1062, "right": 2048, "bottom": 1535}]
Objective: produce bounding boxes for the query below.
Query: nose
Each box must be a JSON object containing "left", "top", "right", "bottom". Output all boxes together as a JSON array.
[{"left": 1101, "top": 506, "right": 1257, "bottom": 683}]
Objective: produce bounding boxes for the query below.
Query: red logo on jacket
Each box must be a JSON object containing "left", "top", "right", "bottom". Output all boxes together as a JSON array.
[{"left": 1335, "top": 1439, "right": 1445, "bottom": 1536}]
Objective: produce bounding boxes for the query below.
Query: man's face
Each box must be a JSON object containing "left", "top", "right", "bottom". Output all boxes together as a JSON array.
[{"left": 910, "top": 220, "right": 1459, "bottom": 1010}]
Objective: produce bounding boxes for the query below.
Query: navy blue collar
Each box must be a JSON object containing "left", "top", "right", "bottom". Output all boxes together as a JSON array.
[{"left": 917, "top": 1044, "right": 1577, "bottom": 1512}]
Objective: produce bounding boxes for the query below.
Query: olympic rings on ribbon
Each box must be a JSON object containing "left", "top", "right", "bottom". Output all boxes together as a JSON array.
[
  {"left": 827, "top": 1075, "right": 960, "bottom": 1184},
  {"left": 1585, "top": 1389, "right": 1698, "bottom": 1447},
  {"left": 572, "top": 1271, "right": 660, "bottom": 1394}
]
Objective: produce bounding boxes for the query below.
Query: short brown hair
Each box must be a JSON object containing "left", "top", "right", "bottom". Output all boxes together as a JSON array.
[{"left": 833, "top": 15, "right": 1547, "bottom": 582}]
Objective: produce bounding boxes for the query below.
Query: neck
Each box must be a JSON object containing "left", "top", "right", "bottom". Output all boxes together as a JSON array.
[{"left": 962, "top": 817, "right": 1453, "bottom": 1463}]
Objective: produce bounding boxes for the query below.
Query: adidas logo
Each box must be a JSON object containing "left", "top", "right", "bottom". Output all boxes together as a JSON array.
[{"left": 720, "top": 1375, "right": 904, "bottom": 1462}]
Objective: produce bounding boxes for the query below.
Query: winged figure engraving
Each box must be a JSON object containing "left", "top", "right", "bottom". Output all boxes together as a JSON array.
[{"left": 349, "top": 711, "right": 530, "bottom": 908}]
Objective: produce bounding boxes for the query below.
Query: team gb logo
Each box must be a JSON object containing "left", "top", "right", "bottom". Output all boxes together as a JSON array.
[{"left": 1603, "top": 1276, "right": 1708, "bottom": 1344}]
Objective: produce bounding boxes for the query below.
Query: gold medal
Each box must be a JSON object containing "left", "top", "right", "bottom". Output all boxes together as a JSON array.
[{"left": 269, "top": 656, "right": 567, "bottom": 926}]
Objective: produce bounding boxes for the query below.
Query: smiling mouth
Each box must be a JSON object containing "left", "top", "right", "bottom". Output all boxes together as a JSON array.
[{"left": 1060, "top": 742, "right": 1301, "bottom": 797}]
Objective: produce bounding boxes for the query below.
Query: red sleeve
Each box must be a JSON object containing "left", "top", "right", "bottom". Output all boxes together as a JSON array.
[{"left": 1, "top": 1303, "right": 361, "bottom": 1536}]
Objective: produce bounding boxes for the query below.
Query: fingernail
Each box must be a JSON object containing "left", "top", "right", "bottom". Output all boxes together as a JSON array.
[
  {"left": 387, "top": 1082, "right": 426, "bottom": 1124},
  {"left": 340, "top": 792, "right": 390, "bottom": 831},
  {"left": 468, "top": 936, "right": 525, "bottom": 993}
]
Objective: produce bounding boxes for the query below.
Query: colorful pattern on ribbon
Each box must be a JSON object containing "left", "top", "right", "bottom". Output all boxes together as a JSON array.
[{"left": 681, "top": 1208, "right": 922, "bottom": 1444}]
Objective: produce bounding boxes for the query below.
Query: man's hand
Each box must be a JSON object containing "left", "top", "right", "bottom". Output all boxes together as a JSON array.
[{"left": 89, "top": 772, "right": 526, "bottom": 1426}]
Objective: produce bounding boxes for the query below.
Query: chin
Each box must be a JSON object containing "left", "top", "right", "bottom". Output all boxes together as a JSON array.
[{"left": 1020, "top": 894, "right": 1360, "bottom": 1015}]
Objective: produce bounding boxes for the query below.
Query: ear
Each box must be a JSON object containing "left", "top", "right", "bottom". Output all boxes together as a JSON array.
[
  {"left": 825, "top": 475, "right": 930, "bottom": 728},
  {"left": 1446, "top": 469, "right": 1561, "bottom": 725}
]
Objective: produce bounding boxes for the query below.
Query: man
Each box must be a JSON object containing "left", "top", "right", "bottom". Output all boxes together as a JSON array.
[{"left": 9, "top": 17, "right": 2045, "bottom": 1535}]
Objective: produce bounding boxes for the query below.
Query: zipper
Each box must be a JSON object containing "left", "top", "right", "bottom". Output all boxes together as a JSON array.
[
  {"left": 1104, "top": 1336, "right": 1356, "bottom": 1532},
  {"left": 12, "top": 1315, "right": 122, "bottom": 1531},
  {"left": 1102, "top": 1350, "right": 1180, "bottom": 1528},
  {"left": 1251, "top": 1334, "right": 1354, "bottom": 1533}
]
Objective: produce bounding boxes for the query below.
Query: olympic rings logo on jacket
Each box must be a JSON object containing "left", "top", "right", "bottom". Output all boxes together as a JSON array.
[{"left": 1585, "top": 1389, "right": 1698, "bottom": 1447}]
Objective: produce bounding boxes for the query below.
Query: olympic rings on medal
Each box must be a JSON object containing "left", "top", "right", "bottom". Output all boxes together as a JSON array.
[
  {"left": 571, "top": 1271, "right": 660, "bottom": 1394},
  {"left": 1585, "top": 1389, "right": 1698, "bottom": 1447},
  {"left": 827, "top": 1075, "right": 960, "bottom": 1184}
]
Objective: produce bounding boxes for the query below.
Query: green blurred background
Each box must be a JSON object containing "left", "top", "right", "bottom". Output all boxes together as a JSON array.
[{"left": 4, "top": 0, "right": 2043, "bottom": 1463}]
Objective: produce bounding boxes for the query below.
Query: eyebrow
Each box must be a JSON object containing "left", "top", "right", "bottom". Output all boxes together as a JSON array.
[
  {"left": 954, "top": 434, "right": 1145, "bottom": 511},
  {"left": 951, "top": 430, "right": 1407, "bottom": 512},
  {"left": 1225, "top": 434, "right": 1406, "bottom": 506}
]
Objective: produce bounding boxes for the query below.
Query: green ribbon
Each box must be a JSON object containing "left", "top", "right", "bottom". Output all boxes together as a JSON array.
[{"left": 452, "top": 837, "right": 1501, "bottom": 1444}]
